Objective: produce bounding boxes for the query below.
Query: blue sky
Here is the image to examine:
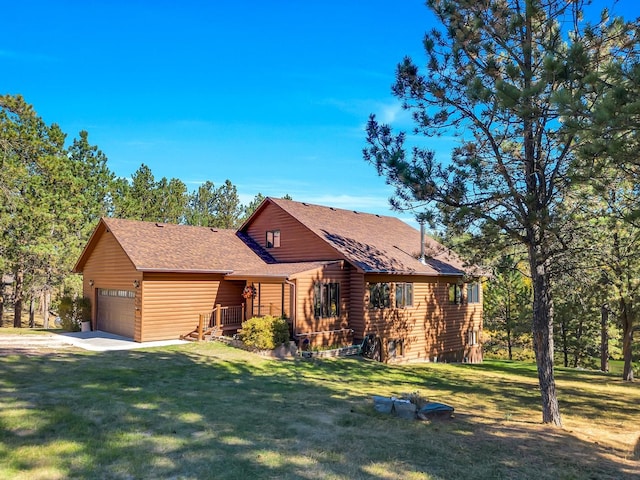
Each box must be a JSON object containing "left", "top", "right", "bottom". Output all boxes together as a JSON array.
[{"left": 3, "top": 1, "right": 638, "bottom": 228}]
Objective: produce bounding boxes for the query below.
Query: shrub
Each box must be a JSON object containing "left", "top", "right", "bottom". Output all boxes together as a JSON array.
[
  {"left": 58, "top": 296, "right": 91, "bottom": 332},
  {"left": 238, "top": 316, "right": 290, "bottom": 350},
  {"left": 76, "top": 297, "right": 91, "bottom": 322}
]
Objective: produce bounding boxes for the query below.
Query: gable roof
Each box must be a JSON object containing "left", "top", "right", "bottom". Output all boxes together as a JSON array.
[
  {"left": 73, "top": 218, "right": 264, "bottom": 274},
  {"left": 74, "top": 199, "right": 469, "bottom": 278},
  {"left": 73, "top": 217, "right": 339, "bottom": 279},
  {"left": 244, "top": 197, "right": 467, "bottom": 276}
]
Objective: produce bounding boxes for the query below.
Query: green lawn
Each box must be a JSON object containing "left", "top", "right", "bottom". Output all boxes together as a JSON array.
[{"left": 0, "top": 341, "right": 638, "bottom": 479}]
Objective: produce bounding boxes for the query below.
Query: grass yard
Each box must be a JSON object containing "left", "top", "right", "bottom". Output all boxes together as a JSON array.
[{"left": 0, "top": 340, "right": 639, "bottom": 480}]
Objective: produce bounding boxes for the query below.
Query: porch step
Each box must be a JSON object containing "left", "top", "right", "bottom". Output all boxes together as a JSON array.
[
  {"left": 179, "top": 326, "right": 217, "bottom": 342},
  {"left": 180, "top": 323, "right": 241, "bottom": 342}
]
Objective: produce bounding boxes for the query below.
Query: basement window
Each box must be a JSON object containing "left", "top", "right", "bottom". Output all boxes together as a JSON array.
[
  {"left": 468, "top": 329, "right": 479, "bottom": 346},
  {"left": 387, "top": 339, "right": 404, "bottom": 359},
  {"left": 266, "top": 230, "right": 280, "bottom": 248}
]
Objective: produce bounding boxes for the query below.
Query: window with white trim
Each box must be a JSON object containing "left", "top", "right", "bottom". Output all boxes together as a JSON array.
[
  {"left": 467, "top": 282, "right": 480, "bottom": 304},
  {"left": 395, "top": 282, "right": 413, "bottom": 308}
]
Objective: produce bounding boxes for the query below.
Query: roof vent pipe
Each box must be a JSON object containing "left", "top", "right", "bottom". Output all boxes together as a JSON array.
[{"left": 419, "top": 221, "right": 427, "bottom": 265}]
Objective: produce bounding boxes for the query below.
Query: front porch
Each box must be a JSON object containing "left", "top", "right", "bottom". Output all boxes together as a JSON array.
[{"left": 180, "top": 304, "right": 245, "bottom": 341}]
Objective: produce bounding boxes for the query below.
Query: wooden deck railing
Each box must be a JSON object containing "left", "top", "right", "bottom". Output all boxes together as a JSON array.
[
  {"left": 195, "top": 304, "right": 245, "bottom": 341},
  {"left": 253, "top": 303, "right": 283, "bottom": 317}
]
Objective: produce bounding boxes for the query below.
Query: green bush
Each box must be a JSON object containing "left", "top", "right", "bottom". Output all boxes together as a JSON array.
[
  {"left": 58, "top": 296, "right": 91, "bottom": 332},
  {"left": 76, "top": 297, "right": 91, "bottom": 322},
  {"left": 238, "top": 316, "right": 290, "bottom": 350}
]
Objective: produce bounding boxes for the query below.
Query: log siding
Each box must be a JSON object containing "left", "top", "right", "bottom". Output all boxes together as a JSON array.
[
  {"left": 140, "top": 273, "right": 244, "bottom": 342},
  {"left": 75, "top": 198, "right": 483, "bottom": 363},
  {"left": 81, "top": 226, "right": 142, "bottom": 340},
  {"left": 245, "top": 202, "right": 338, "bottom": 262}
]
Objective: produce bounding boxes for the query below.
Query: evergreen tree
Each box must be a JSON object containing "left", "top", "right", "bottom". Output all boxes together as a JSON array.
[
  {"left": 186, "top": 181, "right": 218, "bottom": 227},
  {"left": 111, "top": 164, "right": 187, "bottom": 224},
  {"left": 483, "top": 255, "right": 532, "bottom": 361},
  {"left": 156, "top": 177, "right": 187, "bottom": 224},
  {"left": 67, "top": 130, "right": 114, "bottom": 232},
  {"left": 363, "top": 0, "right": 637, "bottom": 425},
  {"left": 0, "top": 95, "right": 78, "bottom": 327},
  {"left": 213, "top": 180, "right": 243, "bottom": 229},
  {"left": 241, "top": 193, "right": 266, "bottom": 223},
  {"left": 128, "top": 164, "right": 159, "bottom": 221}
]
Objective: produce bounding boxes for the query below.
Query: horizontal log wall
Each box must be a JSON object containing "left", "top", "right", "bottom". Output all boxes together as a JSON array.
[
  {"left": 245, "top": 202, "right": 338, "bottom": 262},
  {"left": 293, "top": 262, "right": 350, "bottom": 347},
  {"left": 141, "top": 273, "right": 244, "bottom": 342},
  {"left": 81, "top": 227, "right": 142, "bottom": 340},
  {"left": 248, "top": 282, "right": 289, "bottom": 319},
  {"left": 361, "top": 274, "right": 483, "bottom": 363}
]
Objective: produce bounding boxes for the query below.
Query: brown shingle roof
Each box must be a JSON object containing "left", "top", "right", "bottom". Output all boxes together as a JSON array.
[
  {"left": 227, "top": 261, "right": 340, "bottom": 279},
  {"left": 75, "top": 198, "right": 468, "bottom": 278},
  {"left": 101, "top": 218, "right": 264, "bottom": 273},
  {"left": 267, "top": 198, "right": 467, "bottom": 275},
  {"left": 75, "top": 217, "right": 336, "bottom": 278}
]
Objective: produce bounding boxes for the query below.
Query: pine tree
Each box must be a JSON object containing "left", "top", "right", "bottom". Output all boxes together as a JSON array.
[{"left": 364, "top": 0, "right": 638, "bottom": 425}]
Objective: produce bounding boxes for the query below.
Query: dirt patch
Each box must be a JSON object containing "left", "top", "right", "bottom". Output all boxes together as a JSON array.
[{"left": 0, "top": 333, "right": 75, "bottom": 354}]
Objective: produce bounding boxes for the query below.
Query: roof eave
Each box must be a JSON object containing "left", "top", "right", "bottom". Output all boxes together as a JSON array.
[
  {"left": 363, "top": 268, "right": 465, "bottom": 276},
  {"left": 138, "top": 268, "right": 235, "bottom": 274},
  {"left": 226, "top": 273, "right": 290, "bottom": 281},
  {"left": 237, "top": 197, "right": 272, "bottom": 232},
  {"left": 72, "top": 218, "right": 107, "bottom": 273}
]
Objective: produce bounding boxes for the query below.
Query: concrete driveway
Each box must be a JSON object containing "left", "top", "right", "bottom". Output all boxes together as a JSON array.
[
  {"left": 0, "top": 331, "right": 186, "bottom": 353},
  {"left": 56, "top": 331, "right": 187, "bottom": 351}
]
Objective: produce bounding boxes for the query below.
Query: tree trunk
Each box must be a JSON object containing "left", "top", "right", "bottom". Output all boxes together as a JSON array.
[
  {"left": 561, "top": 318, "right": 569, "bottom": 368},
  {"left": 29, "top": 296, "right": 36, "bottom": 328},
  {"left": 620, "top": 299, "right": 634, "bottom": 381},
  {"left": 0, "top": 271, "right": 4, "bottom": 327},
  {"left": 13, "top": 269, "right": 24, "bottom": 328},
  {"left": 42, "top": 290, "right": 50, "bottom": 329},
  {"left": 506, "top": 295, "right": 513, "bottom": 360},
  {"left": 572, "top": 317, "right": 584, "bottom": 368},
  {"left": 601, "top": 304, "right": 609, "bottom": 373},
  {"left": 529, "top": 253, "right": 562, "bottom": 426}
]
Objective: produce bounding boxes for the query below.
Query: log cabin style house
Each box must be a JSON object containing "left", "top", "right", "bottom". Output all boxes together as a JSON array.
[{"left": 73, "top": 197, "right": 483, "bottom": 363}]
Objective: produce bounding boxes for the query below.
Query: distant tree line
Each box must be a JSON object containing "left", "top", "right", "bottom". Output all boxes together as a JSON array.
[{"left": 0, "top": 94, "right": 284, "bottom": 329}]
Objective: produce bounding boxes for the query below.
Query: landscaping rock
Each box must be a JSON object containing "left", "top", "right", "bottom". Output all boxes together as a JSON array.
[
  {"left": 372, "top": 395, "right": 394, "bottom": 414},
  {"left": 372, "top": 396, "right": 417, "bottom": 419},
  {"left": 417, "top": 402, "right": 455, "bottom": 420},
  {"left": 392, "top": 399, "right": 417, "bottom": 419}
]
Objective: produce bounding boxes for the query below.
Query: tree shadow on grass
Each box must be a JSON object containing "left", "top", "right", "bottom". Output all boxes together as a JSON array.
[{"left": 0, "top": 344, "right": 638, "bottom": 479}]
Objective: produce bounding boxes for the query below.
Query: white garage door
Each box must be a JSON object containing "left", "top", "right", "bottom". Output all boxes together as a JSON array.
[{"left": 97, "top": 289, "right": 136, "bottom": 338}]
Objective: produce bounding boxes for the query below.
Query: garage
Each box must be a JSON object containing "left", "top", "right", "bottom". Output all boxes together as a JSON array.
[{"left": 96, "top": 289, "right": 136, "bottom": 338}]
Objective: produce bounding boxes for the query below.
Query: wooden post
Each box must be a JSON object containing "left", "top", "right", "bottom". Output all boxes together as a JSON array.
[
  {"left": 242, "top": 303, "right": 246, "bottom": 321},
  {"left": 198, "top": 314, "right": 204, "bottom": 341},
  {"left": 215, "top": 304, "right": 222, "bottom": 331},
  {"left": 269, "top": 302, "right": 273, "bottom": 316}
]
